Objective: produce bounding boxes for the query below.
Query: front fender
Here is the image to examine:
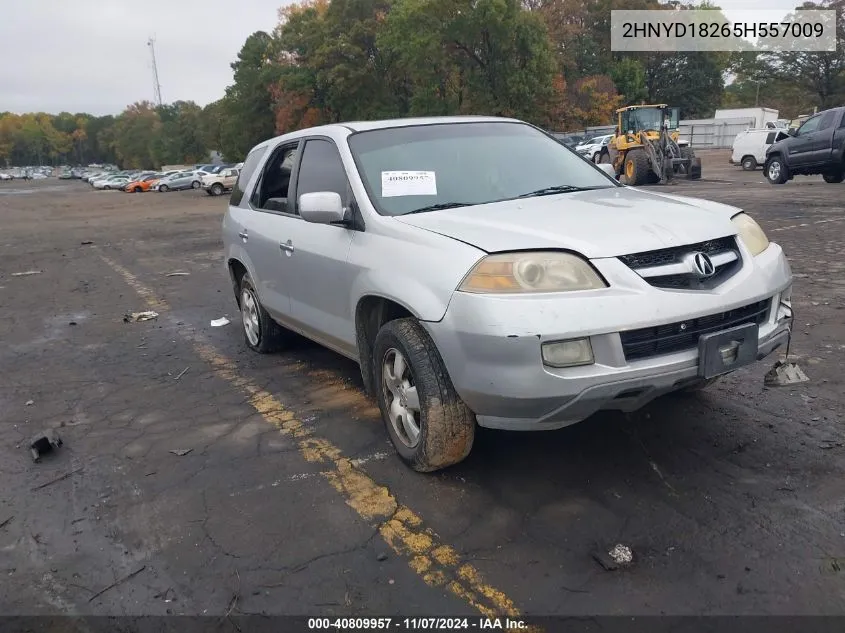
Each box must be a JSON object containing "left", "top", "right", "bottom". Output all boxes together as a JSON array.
[{"left": 350, "top": 272, "right": 452, "bottom": 323}]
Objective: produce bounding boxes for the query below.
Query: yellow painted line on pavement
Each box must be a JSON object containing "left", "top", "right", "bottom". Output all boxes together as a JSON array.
[{"left": 100, "top": 254, "right": 521, "bottom": 619}]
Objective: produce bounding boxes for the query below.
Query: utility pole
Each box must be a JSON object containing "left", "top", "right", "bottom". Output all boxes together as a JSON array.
[{"left": 147, "top": 37, "right": 163, "bottom": 107}]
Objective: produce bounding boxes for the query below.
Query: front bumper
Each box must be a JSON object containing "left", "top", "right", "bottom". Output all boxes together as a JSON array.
[{"left": 423, "top": 242, "right": 793, "bottom": 431}]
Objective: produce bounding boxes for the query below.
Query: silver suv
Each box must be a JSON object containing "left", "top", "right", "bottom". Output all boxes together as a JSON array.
[{"left": 223, "top": 116, "right": 793, "bottom": 472}]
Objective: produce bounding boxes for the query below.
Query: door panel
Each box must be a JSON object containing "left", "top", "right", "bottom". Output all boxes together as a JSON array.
[
  {"left": 788, "top": 115, "right": 821, "bottom": 167},
  {"left": 284, "top": 138, "right": 357, "bottom": 356}
]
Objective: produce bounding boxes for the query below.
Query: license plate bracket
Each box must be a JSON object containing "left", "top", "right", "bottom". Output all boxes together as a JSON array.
[{"left": 698, "top": 323, "right": 759, "bottom": 379}]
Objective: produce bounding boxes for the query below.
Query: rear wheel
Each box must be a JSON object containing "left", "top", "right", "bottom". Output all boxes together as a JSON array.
[
  {"left": 822, "top": 169, "right": 844, "bottom": 184},
  {"left": 623, "top": 149, "right": 650, "bottom": 186},
  {"left": 373, "top": 318, "right": 475, "bottom": 472},
  {"left": 741, "top": 156, "right": 757, "bottom": 171},
  {"left": 191, "top": 180, "right": 201, "bottom": 189},
  {"left": 765, "top": 155, "right": 788, "bottom": 184},
  {"left": 238, "top": 273, "right": 288, "bottom": 354}
]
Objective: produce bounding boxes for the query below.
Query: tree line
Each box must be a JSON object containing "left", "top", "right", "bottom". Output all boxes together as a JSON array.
[{"left": 1, "top": 0, "right": 842, "bottom": 168}]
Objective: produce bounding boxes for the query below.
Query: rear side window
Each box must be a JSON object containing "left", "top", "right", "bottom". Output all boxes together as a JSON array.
[{"left": 230, "top": 147, "right": 268, "bottom": 206}]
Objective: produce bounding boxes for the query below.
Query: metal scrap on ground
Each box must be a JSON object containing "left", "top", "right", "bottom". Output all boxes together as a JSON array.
[
  {"left": 764, "top": 360, "right": 810, "bottom": 387},
  {"left": 29, "top": 429, "right": 63, "bottom": 462},
  {"left": 123, "top": 311, "right": 159, "bottom": 323},
  {"left": 166, "top": 271, "right": 190, "bottom": 277},
  {"left": 11, "top": 270, "right": 42, "bottom": 277},
  {"left": 210, "top": 317, "right": 230, "bottom": 327},
  {"left": 169, "top": 449, "right": 192, "bottom": 456}
]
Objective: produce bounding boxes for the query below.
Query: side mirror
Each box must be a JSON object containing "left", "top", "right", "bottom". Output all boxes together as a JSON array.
[
  {"left": 299, "top": 191, "right": 347, "bottom": 225},
  {"left": 598, "top": 163, "right": 617, "bottom": 180}
]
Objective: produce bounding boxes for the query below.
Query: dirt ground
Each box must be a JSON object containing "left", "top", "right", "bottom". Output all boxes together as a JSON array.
[{"left": 2, "top": 152, "right": 845, "bottom": 620}]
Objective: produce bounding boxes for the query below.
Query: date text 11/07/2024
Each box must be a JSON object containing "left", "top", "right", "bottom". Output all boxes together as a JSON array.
[{"left": 307, "top": 617, "right": 530, "bottom": 630}]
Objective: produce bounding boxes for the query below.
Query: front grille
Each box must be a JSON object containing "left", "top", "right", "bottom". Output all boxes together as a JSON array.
[
  {"left": 619, "top": 299, "right": 770, "bottom": 361},
  {"left": 618, "top": 236, "right": 740, "bottom": 290},
  {"left": 619, "top": 236, "right": 736, "bottom": 269}
]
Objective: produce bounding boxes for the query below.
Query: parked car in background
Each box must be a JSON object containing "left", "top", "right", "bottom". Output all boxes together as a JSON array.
[
  {"left": 125, "top": 174, "right": 162, "bottom": 192},
  {"left": 202, "top": 167, "right": 240, "bottom": 196},
  {"left": 155, "top": 170, "right": 203, "bottom": 192},
  {"left": 222, "top": 115, "right": 793, "bottom": 472},
  {"left": 93, "top": 175, "right": 131, "bottom": 190},
  {"left": 575, "top": 134, "right": 614, "bottom": 163},
  {"left": 554, "top": 133, "right": 585, "bottom": 148},
  {"left": 765, "top": 106, "right": 845, "bottom": 184},
  {"left": 731, "top": 129, "right": 789, "bottom": 171}
]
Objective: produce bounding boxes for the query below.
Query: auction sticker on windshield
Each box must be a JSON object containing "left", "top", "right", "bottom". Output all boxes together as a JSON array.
[{"left": 381, "top": 171, "right": 437, "bottom": 197}]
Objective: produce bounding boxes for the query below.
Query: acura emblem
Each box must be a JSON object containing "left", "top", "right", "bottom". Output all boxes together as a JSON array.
[{"left": 691, "top": 252, "right": 716, "bottom": 277}]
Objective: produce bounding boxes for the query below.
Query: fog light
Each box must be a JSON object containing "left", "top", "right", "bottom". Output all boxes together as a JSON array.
[{"left": 541, "top": 338, "right": 594, "bottom": 368}]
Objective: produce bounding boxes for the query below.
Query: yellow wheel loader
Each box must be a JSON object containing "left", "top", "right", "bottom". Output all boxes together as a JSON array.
[{"left": 607, "top": 105, "right": 701, "bottom": 186}]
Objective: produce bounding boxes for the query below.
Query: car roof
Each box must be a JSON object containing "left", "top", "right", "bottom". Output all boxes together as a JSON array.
[{"left": 253, "top": 115, "right": 524, "bottom": 150}]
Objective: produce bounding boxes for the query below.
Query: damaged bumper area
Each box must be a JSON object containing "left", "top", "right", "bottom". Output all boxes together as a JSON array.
[{"left": 423, "top": 243, "right": 793, "bottom": 431}]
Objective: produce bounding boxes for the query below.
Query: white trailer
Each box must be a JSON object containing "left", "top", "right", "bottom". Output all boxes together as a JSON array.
[{"left": 714, "top": 107, "right": 779, "bottom": 130}]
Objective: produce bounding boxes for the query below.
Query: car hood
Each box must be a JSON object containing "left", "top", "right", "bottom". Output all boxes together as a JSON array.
[{"left": 393, "top": 187, "right": 742, "bottom": 258}]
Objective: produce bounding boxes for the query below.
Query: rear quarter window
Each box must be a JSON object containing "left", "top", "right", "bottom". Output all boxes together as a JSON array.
[{"left": 230, "top": 147, "right": 268, "bottom": 206}]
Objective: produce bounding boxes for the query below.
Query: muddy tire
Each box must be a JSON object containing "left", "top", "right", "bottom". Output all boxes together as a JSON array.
[
  {"left": 765, "top": 155, "right": 788, "bottom": 184},
  {"left": 624, "top": 149, "right": 650, "bottom": 186},
  {"left": 741, "top": 156, "right": 757, "bottom": 171},
  {"left": 238, "top": 273, "right": 288, "bottom": 354},
  {"left": 373, "top": 318, "right": 475, "bottom": 472}
]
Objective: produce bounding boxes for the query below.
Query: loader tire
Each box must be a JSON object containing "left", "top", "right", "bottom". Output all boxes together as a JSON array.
[{"left": 624, "top": 149, "right": 650, "bottom": 186}]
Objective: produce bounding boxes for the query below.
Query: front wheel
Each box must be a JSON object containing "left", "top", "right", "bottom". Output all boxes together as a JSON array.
[
  {"left": 373, "top": 318, "right": 475, "bottom": 472},
  {"left": 765, "top": 156, "right": 788, "bottom": 184},
  {"left": 211, "top": 183, "right": 224, "bottom": 196},
  {"left": 191, "top": 180, "right": 200, "bottom": 189},
  {"left": 159, "top": 184, "right": 169, "bottom": 192}
]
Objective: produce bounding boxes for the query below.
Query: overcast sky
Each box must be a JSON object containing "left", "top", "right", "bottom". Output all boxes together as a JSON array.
[{"left": 0, "top": 0, "right": 802, "bottom": 116}]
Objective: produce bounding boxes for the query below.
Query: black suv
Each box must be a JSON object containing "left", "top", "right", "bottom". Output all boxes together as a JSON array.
[{"left": 764, "top": 106, "right": 845, "bottom": 184}]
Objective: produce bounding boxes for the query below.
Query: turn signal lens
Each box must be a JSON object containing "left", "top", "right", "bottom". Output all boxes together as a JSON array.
[{"left": 459, "top": 252, "right": 606, "bottom": 294}]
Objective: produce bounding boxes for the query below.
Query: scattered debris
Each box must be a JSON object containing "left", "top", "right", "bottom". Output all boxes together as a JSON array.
[
  {"left": 174, "top": 367, "right": 190, "bottom": 381},
  {"left": 124, "top": 311, "right": 159, "bottom": 323},
  {"left": 0, "top": 516, "right": 13, "bottom": 530},
  {"left": 593, "top": 544, "right": 634, "bottom": 571},
  {"left": 166, "top": 271, "right": 190, "bottom": 277},
  {"left": 11, "top": 270, "right": 42, "bottom": 277},
  {"left": 764, "top": 360, "right": 809, "bottom": 387},
  {"left": 169, "top": 449, "right": 192, "bottom": 457},
  {"left": 29, "top": 429, "right": 62, "bottom": 462},
  {"left": 88, "top": 565, "right": 147, "bottom": 603},
  {"left": 31, "top": 467, "right": 84, "bottom": 492},
  {"left": 377, "top": 552, "right": 388, "bottom": 562},
  {"left": 80, "top": 240, "right": 94, "bottom": 245},
  {"left": 210, "top": 317, "right": 230, "bottom": 327},
  {"left": 25, "top": 400, "right": 34, "bottom": 406},
  {"left": 69, "top": 321, "right": 77, "bottom": 326},
  {"left": 819, "top": 441, "right": 844, "bottom": 450}
]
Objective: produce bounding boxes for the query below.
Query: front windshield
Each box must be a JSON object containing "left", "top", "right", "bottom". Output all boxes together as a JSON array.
[
  {"left": 347, "top": 122, "right": 616, "bottom": 216},
  {"left": 621, "top": 108, "right": 663, "bottom": 133}
]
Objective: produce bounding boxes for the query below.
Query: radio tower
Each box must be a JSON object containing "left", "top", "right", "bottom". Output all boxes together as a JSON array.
[{"left": 147, "top": 37, "right": 163, "bottom": 106}]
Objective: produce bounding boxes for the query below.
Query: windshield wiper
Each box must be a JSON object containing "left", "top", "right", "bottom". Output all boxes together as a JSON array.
[
  {"left": 403, "top": 202, "right": 476, "bottom": 215},
  {"left": 517, "top": 185, "right": 606, "bottom": 199}
]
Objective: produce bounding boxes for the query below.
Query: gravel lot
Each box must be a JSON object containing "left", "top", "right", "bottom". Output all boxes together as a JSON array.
[{"left": 2, "top": 152, "right": 845, "bottom": 618}]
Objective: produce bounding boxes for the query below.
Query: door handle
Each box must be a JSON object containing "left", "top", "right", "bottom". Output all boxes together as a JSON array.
[
  {"left": 238, "top": 230, "right": 248, "bottom": 240},
  {"left": 279, "top": 240, "right": 294, "bottom": 254}
]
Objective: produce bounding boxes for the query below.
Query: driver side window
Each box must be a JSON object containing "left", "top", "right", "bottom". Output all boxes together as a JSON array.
[{"left": 797, "top": 115, "right": 821, "bottom": 136}]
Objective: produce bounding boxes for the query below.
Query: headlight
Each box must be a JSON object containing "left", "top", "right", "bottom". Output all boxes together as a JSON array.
[
  {"left": 459, "top": 252, "right": 607, "bottom": 294},
  {"left": 732, "top": 213, "right": 769, "bottom": 256}
]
